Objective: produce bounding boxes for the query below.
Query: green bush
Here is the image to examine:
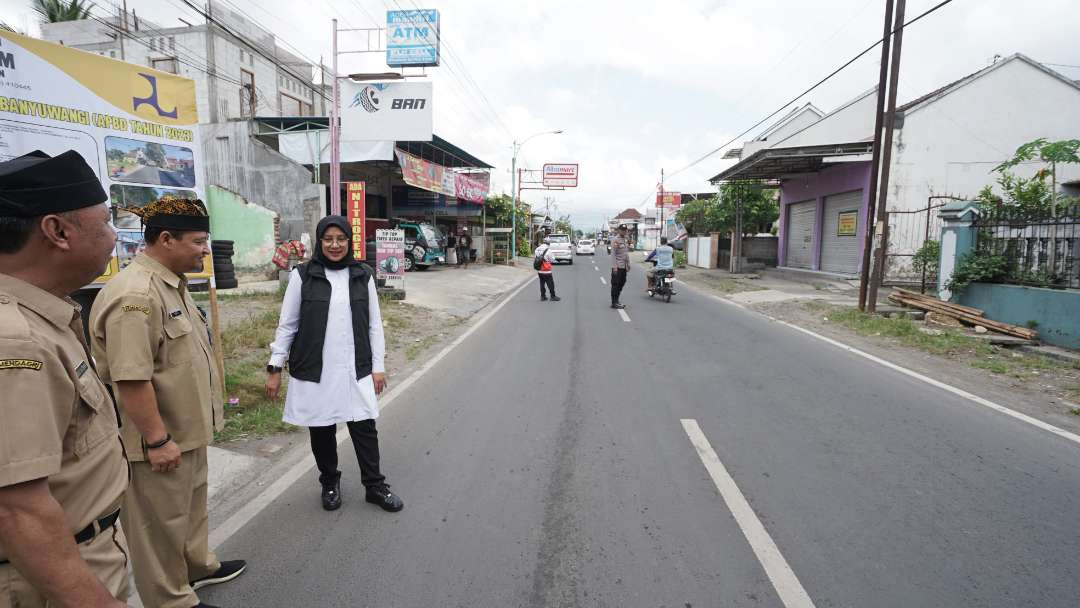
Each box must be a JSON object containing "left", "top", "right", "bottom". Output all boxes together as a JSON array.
[
  {"left": 912, "top": 239, "right": 940, "bottom": 275},
  {"left": 674, "top": 251, "right": 687, "bottom": 268},
  {"left": 945, "top": 253, "right": 1008, "bottom": 294}
]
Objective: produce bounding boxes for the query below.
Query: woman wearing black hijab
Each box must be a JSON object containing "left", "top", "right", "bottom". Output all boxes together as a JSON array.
[{"left": 265, "top": 216, "right": 404, "bottom": 512}]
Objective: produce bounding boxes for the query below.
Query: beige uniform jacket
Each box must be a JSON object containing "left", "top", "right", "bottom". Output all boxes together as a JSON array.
[
  {"left": 89, "top": 254, "right": 223, "bottom": 461},
  {"left": 0, "top": 274, "right": 128, "bottom": 561}
]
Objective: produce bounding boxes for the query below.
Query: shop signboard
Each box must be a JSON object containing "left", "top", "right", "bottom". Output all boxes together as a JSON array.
[
  {"left": 656, "top": 191, "right": 682, "bottom": 208},
  {"left": 0, "top": 30, "right": 207, "bottom": 284},
  {"left": 342, "top": 81, "right": 433, "bottom": 142},
  {"left": 345, "top": 182, "right": 366, "bottom": 259},
  {"left": 837, "top": 210, "right": 858, "bottom": 236},
  {"left": 454, "top": 172, "right": 487, "bottom": 203},
  {"left": 375, "top": 229, "right": 405, "bottom": 289},
  {"left": 386, "top": 9, "right": 440, "bottom": 67},
  {"left": 396, "top": 148, "right": 487, "bottom": 203},
  {"left": 542, "top": 163, "right": 579, "bottom": 188}
]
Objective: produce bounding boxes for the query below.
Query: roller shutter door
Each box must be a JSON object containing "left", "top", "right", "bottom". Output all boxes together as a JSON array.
[
  {"left": 785, "top": 200, "right": 816, "bottom": 269},
  {"left": 820, "top": 190, "right": 862, "bottom": 274}
]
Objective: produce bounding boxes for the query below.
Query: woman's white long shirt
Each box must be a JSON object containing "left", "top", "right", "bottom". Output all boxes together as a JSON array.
[{"left": 268, "top": 267, "right": 386, "bottom": 426}]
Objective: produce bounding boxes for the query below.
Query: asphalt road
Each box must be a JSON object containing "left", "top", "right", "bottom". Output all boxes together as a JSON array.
[{"left": 203, "top": 255, "right": 1080, "bottom": 607}]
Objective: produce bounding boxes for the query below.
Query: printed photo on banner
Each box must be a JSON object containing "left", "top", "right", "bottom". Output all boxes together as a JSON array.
[
  {"left": 109, "top": 184, "right": 199, "bottom": 228},
  {"left": 106, "top": 136, "right": 195, "bottom": 187}
]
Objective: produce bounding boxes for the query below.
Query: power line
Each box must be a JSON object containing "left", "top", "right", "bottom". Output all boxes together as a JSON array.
[
  {"left": 176, "top": 0, "right": 331, "bottom": 104},
  {"left": 388, "top": 0, "right": 514, "bottom": 139},
  {"left": 666, "top": 0, "right": 960, "bottom": 182}
]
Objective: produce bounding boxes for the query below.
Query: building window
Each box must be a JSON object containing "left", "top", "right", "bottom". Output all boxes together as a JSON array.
[
  {"left": 149, "top": 38, "right": 156, "bottom": 50},
  {"left": 280, "top": 93, "right": 303, "bottom": 116},
  {"left": 240, "top": 69, "right": 256, "bottom": 117},
  {"left": 109, "top": 50, "right": 116, "bottom": 58},
  {"left": 152, "top": 58, "right": 178, "bottom": 74},
  {"left": 169, "top": 37, "right": 175, "bottom": 50}
]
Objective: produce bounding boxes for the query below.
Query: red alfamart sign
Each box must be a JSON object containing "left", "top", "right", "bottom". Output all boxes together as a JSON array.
[{"left": 345, "top": 181, "right": 366, "bottom": 260}]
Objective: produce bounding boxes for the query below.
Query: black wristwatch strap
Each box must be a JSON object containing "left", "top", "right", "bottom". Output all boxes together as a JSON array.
[
  {"left": 145, "top": 433, "right": 172, "bottom": 450},
  {"left": 267, "top": 364, "right": 283, "bottom": 373}
]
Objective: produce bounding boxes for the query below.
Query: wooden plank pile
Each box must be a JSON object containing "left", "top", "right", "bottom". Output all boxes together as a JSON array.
[{"left": 887, "top": 288, "right": 1038, "bottom": 341}]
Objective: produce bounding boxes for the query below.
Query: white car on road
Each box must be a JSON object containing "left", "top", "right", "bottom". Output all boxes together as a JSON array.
[
  {"left": 575, "top": 239, "right": 596, "bottom": 255},
  {"left": 546, "top": 233, "right": 574, "bottom": 264}
]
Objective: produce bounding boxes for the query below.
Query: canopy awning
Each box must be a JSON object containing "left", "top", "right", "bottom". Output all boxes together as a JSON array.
[{"left": 709, "top": 141, "right": 873, "bottom": 183}]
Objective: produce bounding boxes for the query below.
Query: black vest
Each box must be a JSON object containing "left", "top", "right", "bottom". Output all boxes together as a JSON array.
[{"left": 288, "top": 261, "right": 373, "bottom": 382}]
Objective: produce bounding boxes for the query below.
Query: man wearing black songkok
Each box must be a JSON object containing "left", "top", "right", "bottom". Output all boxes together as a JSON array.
[{"left": 0, "top": 149, "right": 131, "bottom": 607}]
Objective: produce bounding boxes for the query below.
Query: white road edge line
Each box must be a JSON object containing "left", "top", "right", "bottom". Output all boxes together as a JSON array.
[
  {"left": 695, "top": 288, "right": 1080, "bottom": 447},
  {"left": 600, "top": 276, "right": 607, "bottom": 285},
  {"left": 681, "top": 419, "right": 816, "bottom": 608},
  {"left": 618, "top": 308, "right": 631, "bottom": 323},
  {"left": 208, "top": 273, "right": 536, "bottom": 550}
]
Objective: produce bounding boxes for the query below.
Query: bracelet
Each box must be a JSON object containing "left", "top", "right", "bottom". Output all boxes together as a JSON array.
[{"left": 145, "top": 433, "right": 172, "bottom": 450}]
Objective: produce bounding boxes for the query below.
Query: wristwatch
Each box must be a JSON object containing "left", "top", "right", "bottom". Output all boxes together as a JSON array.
[{"left": 266, "top": 365, "right": 282, "bottom": 374}]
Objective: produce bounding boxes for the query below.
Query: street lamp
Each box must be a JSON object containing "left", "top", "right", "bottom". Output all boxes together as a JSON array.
[{"left": 511, "top": 129, "right": 563, "bottom": 258}]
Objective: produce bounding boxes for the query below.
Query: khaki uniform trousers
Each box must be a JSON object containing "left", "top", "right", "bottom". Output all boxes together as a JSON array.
[
  {"left": 123, "top": 446, "right": 220, "bottom": 608},
  {"left": 0, "top": 522, "right": 131, "bottom": 607}
]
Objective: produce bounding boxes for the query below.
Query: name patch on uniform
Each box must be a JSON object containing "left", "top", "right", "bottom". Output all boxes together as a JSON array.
[
  {"left": 169, "top": 309, "right": 183, "bottom": 318},
  {"left": 0, "top": 358, "right": 43, "bottom": 371},
  {"left": 76, "top": 361, "right": 89, "bottom": 377},
  {"left": 122, "top": 304, "right": 151, "bottom": 315}
]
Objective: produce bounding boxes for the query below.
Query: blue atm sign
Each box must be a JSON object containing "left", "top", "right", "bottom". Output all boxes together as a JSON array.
[{"left": 386, "top": 9, "right": 440, "bottom": 68}]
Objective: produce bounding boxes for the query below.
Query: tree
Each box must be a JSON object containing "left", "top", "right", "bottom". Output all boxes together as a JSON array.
[
  {"left": 674, "top": 182, "right": 778, "bottom": 236},
  {"left": 483, "top": 193, "right": 531, "bottom": 256},
  {"left": 32, "top": 0, "right": 94, "bottom": 23},
  {"left": 995, "top": 138, "right": 1080, "bottom": 218},
  {"left": 144, "top": 143, "right": 166, "bottom": 167},
  {"left": 553, "top": 215, "right": 572, "bottom": 235}
]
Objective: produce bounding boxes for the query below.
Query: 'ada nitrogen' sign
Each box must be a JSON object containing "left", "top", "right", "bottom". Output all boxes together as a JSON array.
[{"left": 542, "top": 163, "right": 579, "bottom": 188}]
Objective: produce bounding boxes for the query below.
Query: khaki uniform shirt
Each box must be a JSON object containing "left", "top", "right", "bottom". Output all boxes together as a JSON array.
[
  {"left": 0, "top": 274, "right": 128, "bottom": 561},
  {"left": 611, "top": 235, "right": 631, "bottom": 270},
  {"left": 89, "top": 254, "right": 223, "bottom": 461}
]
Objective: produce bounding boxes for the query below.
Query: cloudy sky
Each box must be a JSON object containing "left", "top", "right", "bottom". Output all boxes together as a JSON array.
[{"left": 3, "top": 0, "right": 1078, "bottom": 229}]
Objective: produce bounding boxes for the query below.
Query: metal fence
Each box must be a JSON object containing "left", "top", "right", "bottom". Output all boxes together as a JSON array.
[
  {"left": 884, "top": 198, "right": 953, "bottom": 292},
  {"left": 973, "top": 201, "right": 1080, "bottom": 290}
]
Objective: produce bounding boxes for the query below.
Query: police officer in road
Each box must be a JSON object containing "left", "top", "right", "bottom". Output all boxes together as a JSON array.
[
  {"left": 89, "top": 196, "right": 246, "bottom": 608},
  {"left": 0, "top": 150, "right": 131, "bottom": 607}
]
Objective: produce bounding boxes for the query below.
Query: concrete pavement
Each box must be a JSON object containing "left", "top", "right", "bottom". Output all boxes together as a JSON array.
[{"left": 201, "top": 253, "right": 1080, "bottom": 607}]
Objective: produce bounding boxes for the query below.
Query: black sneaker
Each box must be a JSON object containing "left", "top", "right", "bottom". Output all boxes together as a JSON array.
[
  {"left": 611, "top": 303, "right": 626, "bottom": 309},
  {"left": 190, "top": 560, "right": 247, "bottom": 591},
  {"left": 365, "top": 484, "right": 404, "bottom": 512},
  {"left": 322, "top": 481, "right": 342, "bottom": 511},
  {"left": 550, "top": 296, "right": 561, "bottom": 302},
  {"left": 541, "top": 296, "right": 548, "bottom": 301}
]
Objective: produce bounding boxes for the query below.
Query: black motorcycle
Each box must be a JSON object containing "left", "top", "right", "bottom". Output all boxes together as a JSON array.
[{"left": 647, "top": 260, "right": 676, "bottom": 303}]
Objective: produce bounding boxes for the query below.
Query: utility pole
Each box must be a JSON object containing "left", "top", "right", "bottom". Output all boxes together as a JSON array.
[
  {"left": 867, "top": 0, "right": 907, "bottom": 312},
  {"left": 118, "top": 1, "right": 128, "bottom": 61},
  {"left": 857, "top": 0, "right": 896, "bottom": 311},
  {"left": 329, "top": 19, "right": 341, "bottom": 216},
  {"left": 204, "top": 0, "right": 219, "bottom": 123}
]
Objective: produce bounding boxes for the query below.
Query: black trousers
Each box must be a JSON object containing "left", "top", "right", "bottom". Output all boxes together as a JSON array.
[
  {"left": 538, "top": 273, "right": 556, "bottom": 298},
  {"left": 611, "top": 268, "right": 628, "bottom": 303},
  {"left": 309, "top": 419, "right": 385, "bottom": 489}
]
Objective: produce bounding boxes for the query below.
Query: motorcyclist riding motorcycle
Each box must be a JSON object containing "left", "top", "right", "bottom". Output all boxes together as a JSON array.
[{"left": 645, "top": 236, "right": 675, "bottom": 292}]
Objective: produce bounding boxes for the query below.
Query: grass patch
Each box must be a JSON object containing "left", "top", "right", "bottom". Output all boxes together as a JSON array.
[
  {"left": 1070, "top": 408, "right": 1080, "bottom": 416},
  {"left": 808, "top": 302, "right": 989, "bottom": 356},
  {"left": 807, "top": 302, "right": 1080, "bottom": 382},
  {"left": 698, "top": 274, "right": 766, "bottom": 294},
  {"left": 405, "top": 334, "right": 441, "bottom": 361},
  {"left": 971, "top": 359, "right": 1010, "bottom": 374},
  {"left": 215, "top": 307, "right": 298, "bottom": 442}
]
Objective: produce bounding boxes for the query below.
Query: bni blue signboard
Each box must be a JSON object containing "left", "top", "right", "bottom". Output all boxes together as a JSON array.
[{"left": 386, "top": 9, "right": 440, "bottom": 68}]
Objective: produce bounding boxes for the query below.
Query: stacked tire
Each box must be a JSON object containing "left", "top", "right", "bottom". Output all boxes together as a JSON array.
[{"left": 212, "top": 240, "right": 239, "bottom": 290}]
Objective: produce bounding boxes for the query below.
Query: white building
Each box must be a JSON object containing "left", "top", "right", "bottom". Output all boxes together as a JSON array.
[
  {"left": 40, "top": 11, "right": 326, "bottom": 253},
  {"left": 712, "top": 54, "right": 1080, "bottom": 281}
]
